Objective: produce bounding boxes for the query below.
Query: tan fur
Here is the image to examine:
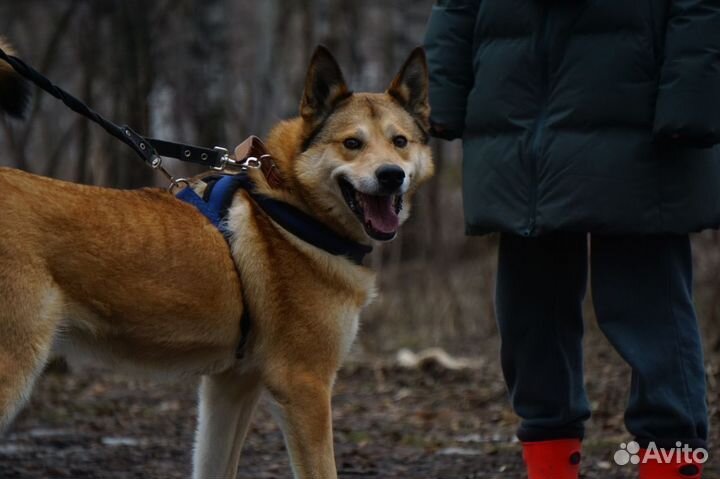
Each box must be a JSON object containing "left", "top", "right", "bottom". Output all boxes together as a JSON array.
[{"left": 0, "top": 47, "right": 433, "bottom": 478}]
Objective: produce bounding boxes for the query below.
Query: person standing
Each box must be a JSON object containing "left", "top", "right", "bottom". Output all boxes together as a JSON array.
[{"left": 425, "top": 1, "right": 719, "bottom": 478}]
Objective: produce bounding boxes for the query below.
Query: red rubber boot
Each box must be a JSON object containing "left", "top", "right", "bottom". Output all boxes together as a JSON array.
[
  {"left": 522, "top": 439, "right": 582, "bottom": 479},
  {"left": 639, "top": 449, "right": 704, "bottom": 479}
]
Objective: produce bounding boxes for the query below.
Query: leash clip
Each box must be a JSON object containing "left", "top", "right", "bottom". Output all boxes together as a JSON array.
[
  {"left": 241, "top": 156, "right": 262, "bottom": 170},
  {"left": 168, "top": 177, "right": 191, "bottom": 193},
  {"left": 149, "top": 154, "right": 191, "bottom": 193},
  {"left": 211, "top": 146, "right": 232, "bottom": 171},
  {"left": 149, "top": 154, "right": 173, "bottom": 182}
]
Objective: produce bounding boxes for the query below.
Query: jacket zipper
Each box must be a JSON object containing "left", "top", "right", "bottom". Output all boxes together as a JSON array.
[{"left": 524, "top": 8, "right": 550, "bottom": 237}]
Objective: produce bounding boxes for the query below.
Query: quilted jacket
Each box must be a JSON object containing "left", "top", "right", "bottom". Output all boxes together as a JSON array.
[{"left": 425, "top": 0, "right": 720, "bottom": 236}]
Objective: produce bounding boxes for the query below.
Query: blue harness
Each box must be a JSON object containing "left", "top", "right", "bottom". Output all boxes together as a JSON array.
[
  {"left": 176, "top": 174, "right": 373, "bottom": 358},
  {"left": 176, "top": 174, "right": 372, "bottom": 264}
]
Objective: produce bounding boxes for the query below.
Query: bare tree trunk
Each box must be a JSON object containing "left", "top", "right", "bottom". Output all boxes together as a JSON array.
[
  {"left": 109, "top": 0, "right": 155, "bottom": 188},
  {"left": 248, "top": 0, "right": 279, "bottom": 134},
  {"left": 72, "top": 3, "right": 102, "bottom": 184},
  {"left": 3, "top": 0, "right": 79, "bottom": 171}
]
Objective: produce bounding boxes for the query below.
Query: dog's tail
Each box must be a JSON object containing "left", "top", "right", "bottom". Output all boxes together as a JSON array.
[{"left": 0, "top": 38, "right": 30, "bottom": 118}]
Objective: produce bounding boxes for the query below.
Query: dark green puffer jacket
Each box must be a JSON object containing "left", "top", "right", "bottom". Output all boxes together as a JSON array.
[{"left": 425, "top": 0, "right": 720, "bottom": 236}]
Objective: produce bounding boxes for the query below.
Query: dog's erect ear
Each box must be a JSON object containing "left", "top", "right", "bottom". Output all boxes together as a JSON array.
[
  {"left": 387, "top": 47, "right": 430, "bottom": 131},
  {"left": 0, "top": 39, "right": 30, "bottom": 119},
  {"left": 300, "top": 46, "right": 351, "bottom": 126}
]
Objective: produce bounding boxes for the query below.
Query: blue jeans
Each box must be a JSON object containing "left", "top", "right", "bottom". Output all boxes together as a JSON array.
[{"left": 495, "top": 233, "right": 708, "bottom": 449}]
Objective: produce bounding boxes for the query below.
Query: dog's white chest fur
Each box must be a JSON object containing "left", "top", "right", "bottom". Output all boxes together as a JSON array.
[
  {"left": 227, "top": 195, "right": 376, "bottom": 362},
  {"left": 338, "top": 310, "right": 361, "bottom": 361}
]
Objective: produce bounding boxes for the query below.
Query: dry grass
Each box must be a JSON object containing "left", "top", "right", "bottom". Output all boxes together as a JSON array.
[{"left": 362, "top": 230, "right": 720, "bottom": 361}]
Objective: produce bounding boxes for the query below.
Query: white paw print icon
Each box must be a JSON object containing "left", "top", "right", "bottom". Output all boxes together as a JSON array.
[{"left": 614, "top": 441, "right": 641, "bottom": 466}]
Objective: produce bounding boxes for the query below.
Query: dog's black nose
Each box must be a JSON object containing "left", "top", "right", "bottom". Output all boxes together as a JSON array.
[{"left": 376, "top": 165, "right": 406, "bottom": 192}]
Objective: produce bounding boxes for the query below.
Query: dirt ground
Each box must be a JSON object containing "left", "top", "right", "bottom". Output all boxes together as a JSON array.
[{"left": 1, "top": 339, "right": 718, "bottom": 479}]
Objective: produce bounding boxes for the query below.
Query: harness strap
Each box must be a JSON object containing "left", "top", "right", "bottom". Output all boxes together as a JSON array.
[
  {"left": 250, "top": 190, "right": 373, "bottom": 264},
  {"left": 179, "top": 174, "right": 373, "bottom": 264}
]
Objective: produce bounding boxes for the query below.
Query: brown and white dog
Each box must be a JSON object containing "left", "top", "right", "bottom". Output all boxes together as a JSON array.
[{"left": 0, "top": 42, "right": 434, "bottom": 479}]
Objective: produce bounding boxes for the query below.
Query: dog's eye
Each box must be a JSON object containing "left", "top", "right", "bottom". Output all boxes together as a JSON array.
[
  {"left": 343, "top": 138, "right": 363, "bottom": 150},
  {"left": 393, "top": 135, "right": 408, "bottom": 148}
]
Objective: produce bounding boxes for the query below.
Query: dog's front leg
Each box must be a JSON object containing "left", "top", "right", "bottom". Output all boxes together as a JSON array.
[
  {"left": 192, "top": 369, "right": 262, "bottom": 479},
  {"left": 268, "top": 372, "right": 337, "bottom": 479}
]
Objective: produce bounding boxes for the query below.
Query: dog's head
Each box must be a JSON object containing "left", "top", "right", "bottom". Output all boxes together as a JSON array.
[{"left": 286, "top": 47, "right": 434, "bottom": 243}]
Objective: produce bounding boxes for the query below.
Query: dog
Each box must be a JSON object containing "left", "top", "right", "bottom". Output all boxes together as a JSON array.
[{"left": 0, "top": 40, "right": 434, "bottom": 479}]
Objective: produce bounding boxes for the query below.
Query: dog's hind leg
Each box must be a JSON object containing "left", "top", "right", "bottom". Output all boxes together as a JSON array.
[
  {"left": 0, "top": 268, "right": 61, "bottom": 433},
  {"left": 192, "top": 369, "right": 262, "bottom": 479}
]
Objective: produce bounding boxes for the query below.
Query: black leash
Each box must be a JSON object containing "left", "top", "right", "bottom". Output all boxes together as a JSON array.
[{"left": 0, "top": 47, "right": 228, "bottom": 172}]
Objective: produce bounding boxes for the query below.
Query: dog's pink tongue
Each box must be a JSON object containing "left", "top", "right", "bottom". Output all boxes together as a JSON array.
[{"left": 359, "top": 194, "right": 399, "bottom": 234}]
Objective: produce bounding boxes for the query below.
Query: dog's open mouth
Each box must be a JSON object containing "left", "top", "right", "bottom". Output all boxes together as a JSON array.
[{"left": 339, "top": 177, "right": 403, "bottom": 241}]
